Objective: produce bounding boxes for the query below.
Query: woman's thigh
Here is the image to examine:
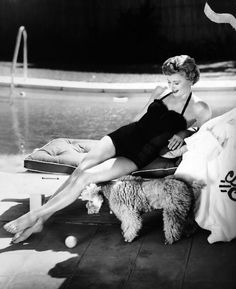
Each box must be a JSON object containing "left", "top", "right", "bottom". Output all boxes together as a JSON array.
[
  {"left": 79, "top": 136, "right": 116, "bottom": 170},
  {"left": 83, "top": 156, "right": 138, "bottom": 184}
]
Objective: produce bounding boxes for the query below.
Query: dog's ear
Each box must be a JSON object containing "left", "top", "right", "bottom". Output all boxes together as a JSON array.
[
  {"left": 86, "top": 194, "right": 104, "bottom": 214},
  {"left": 79, "top": 188, "right": 93, "bottom": 201},
  {"left": 79, "top": 184, "right": 101, "bottom": 201},
  {"left": 79, "top": 191, "right": 90, "bottom": 201}
]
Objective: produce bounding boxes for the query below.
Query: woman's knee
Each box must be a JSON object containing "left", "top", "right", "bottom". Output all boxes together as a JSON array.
[
  {"left": 75, "top": 156, "right": 138, "bottom": 186},
  {"left": 72, "top": 168, "right": 92, "bottom": 187},
  {"left": 79, "top": 152, "right": 99, "bottom": 171},
  {"left": 98, "top": 136, "right": 116, "bottom": 156}
]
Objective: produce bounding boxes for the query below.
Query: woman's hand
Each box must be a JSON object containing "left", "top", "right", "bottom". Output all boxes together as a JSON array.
[
  {"left": 153, "top": 85, "right": 168, "bottom": 99},
  {"left": 133, "top": 85, "right": 168, "bottom": 122},
  {"left": 168, "top": 134, "right": 184, "bottom": 150}
]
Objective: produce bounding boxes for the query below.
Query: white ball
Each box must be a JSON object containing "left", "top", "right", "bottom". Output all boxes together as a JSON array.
[
  {"left": 65, "top": 235, "right": 77, "bottom": 248},
  {"left": 19, "top": 91, "right": 26, "bottom": 97}
]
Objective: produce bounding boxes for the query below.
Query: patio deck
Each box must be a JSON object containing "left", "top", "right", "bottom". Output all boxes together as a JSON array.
[{"left": 1, "top": 193, "right": 236, "bottom": 289}]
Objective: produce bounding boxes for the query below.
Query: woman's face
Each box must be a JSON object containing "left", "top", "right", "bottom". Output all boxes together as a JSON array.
[{"left": 166, "top": 73, "right": 192, "bottom": 98}]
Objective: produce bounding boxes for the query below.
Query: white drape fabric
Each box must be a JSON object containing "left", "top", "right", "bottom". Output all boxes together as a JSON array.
[{"left": 175, "top": 108, "right": 236, "bottom": 243}]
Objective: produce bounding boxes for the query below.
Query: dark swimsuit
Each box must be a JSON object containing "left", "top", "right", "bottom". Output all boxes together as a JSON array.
[{"left": 108, "top": 92, "right": 192, "bottom": 168}]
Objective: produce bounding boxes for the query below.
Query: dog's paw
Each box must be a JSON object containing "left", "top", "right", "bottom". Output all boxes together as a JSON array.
[
  {"left": 124, "top": 234, "right": 135, "bottom": 243},
  {"left": 120, "top": 216, "right": 142, "bottom": 243},
  {"left": 123, "top": 229, "right": 138, "bottom": 242}
]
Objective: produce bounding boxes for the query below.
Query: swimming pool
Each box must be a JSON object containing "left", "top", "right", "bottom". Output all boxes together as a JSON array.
[{"left": 0, "top": 87, "right": 235, "bottom": 154}]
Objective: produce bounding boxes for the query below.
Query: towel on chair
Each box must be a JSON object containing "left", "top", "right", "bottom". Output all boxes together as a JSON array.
[{"left": 175, "top": 108, "right": 236, "bottom": 243}]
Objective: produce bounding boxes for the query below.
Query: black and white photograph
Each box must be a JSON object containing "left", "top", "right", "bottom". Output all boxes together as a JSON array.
[{"left": 0, "top": 1, "right": 236, "bottom": 288}]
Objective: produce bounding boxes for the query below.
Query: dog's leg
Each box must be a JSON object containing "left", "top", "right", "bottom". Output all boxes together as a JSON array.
[
  {"left": 110, "top": 204, "right": 142, "bottom": 242},
  {"left": 162, "top": 209, "right": 183, "bottom": 244}
]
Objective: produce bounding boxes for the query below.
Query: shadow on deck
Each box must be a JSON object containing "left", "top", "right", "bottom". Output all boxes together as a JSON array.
[{"left": 0, "top": 198, "right": 236, "bottom": 289}]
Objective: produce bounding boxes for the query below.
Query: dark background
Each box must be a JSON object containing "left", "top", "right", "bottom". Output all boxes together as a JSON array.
[{"left": 0, "top": 0, "right": 235, "bottom": 72}]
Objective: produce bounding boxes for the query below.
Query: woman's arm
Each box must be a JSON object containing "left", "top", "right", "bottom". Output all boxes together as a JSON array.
[
  {"left": 133, "top": 85, "right": 168, "bottom": 121},
  {"left": 167, "top": 101, "right": 212, "bottom": 150}
]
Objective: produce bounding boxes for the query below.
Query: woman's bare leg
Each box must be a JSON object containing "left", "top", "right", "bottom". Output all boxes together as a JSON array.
[
  {"left": 11, "top": 168, "right": 87, "bottom": 243},
  {"left": 79, "top": 136, "right": 116, "bottom": 171},
  {"left": 4, "top": 136, "right": 116, "bottom": 235},
  {"left": 4, "top": 156, "right": 137, "bottom": 239},
  {"left": 11, "top": 219, "right": 44, "bottom": 243}
]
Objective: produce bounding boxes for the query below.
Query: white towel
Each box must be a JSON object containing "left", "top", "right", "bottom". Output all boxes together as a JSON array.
[{"left": 175, "top": 108, "right": 236, "bottom": 243}]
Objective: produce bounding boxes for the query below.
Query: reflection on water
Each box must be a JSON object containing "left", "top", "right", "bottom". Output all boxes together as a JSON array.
[
  {"left": 0, "top": 89, "right": 147, "bottom": 154},
  {"left": 10, "top": 99, "right": 27, "bottom": 154}
]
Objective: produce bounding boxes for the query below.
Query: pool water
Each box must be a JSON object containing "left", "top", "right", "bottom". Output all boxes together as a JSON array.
[
  {"left": 0, "top": 88, "right": 147, "bottom": 154},
  {"left": 0, "top": 87, "right": 235, "bottom": 155}
]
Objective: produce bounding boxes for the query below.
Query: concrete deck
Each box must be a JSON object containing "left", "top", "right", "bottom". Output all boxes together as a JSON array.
[
  {"left": 0, "top": 154, "right": 236, "bottom": 289},
  {"left": 1, "top": 209, "right": 236, "bottom": 289},
  {"left": 0, "top": 75, "right": 235, "bottom": 93}
]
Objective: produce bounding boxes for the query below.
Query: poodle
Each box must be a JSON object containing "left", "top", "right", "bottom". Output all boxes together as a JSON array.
[{"left": 79, "top": 175, "right": 196, "bottom": 244}]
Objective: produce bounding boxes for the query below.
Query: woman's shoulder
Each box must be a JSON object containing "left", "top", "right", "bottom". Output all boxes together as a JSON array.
[
  {"left": 192, "top": 94, "right": 211, "bottom": 113},
  {"left": 191, "top": 94, "right": 212, "bottom": 125}
]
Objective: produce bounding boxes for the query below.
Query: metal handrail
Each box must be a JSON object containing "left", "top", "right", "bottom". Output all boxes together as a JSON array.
[{"left": 10, "top": 26, "right": 28, "bottom": 100}]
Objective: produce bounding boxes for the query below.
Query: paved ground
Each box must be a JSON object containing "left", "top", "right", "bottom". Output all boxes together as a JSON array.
[
  {"left": 0, "top": 153, "right": 236, "bottom": 289},
  {"left": 0, "top": 61, "right": 236, "bottom": 93},
  {"left": 0, "top": 161, "right": 236, "bottom": 289},
  {"left": 1, "top": 202, "right": 236, "bottom": 289},
  {"left": 0, "top": 60, "right": 236, "bottom": 82}
]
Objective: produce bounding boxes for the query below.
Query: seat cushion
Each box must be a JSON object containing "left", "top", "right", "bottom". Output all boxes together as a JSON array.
[
  {"left": 132, "top": 156, "right": 181, "bottom": 178},
  {"left": 24, "top": 138, "right": 99, "bottom": 174},
  {"left": 24, "top": 138, "right": 182, "bottom": 177}
]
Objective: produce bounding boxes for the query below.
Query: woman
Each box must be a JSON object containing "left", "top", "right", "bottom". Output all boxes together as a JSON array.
[{"left": 4, "top": 55, "right": 212, "bottom": 243}]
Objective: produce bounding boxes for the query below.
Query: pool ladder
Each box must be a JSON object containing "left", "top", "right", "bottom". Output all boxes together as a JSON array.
[{"left": 10, "top": 26, "right": 28, "bottom": 102}]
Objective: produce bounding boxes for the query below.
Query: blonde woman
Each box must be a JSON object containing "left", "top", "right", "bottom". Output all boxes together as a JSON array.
[{"left": 4, "top": 55, "right": 211, "bottom": 243}]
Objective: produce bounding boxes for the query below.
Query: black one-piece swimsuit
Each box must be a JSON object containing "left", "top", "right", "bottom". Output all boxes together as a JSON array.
[{"left": 108, "top": 92, "right": 191, "bottom": 168}]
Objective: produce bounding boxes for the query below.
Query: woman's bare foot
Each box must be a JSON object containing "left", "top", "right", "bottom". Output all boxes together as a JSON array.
[
  {"left": 11, "top": 218, "right": 44, "bottom": 244},
  {"left": 3, "top": 212, "right": 38, "bottom": 234}
]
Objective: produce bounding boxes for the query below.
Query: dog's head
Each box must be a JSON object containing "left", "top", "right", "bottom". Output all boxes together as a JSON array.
[{"left": 79, "top": 184, "right": 103, "bottom": 214}]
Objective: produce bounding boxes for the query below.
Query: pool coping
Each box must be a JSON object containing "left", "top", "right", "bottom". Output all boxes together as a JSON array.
[{"left": 0, "top": 76, "right": 235, "bottom": 93}]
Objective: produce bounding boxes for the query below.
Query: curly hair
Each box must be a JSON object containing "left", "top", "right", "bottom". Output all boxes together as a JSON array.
[{"left": 162, "top": 55, "right": 200, "bottom": 85}]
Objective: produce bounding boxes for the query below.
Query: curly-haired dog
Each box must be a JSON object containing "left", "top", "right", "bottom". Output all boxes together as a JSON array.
[{"left": 79, "top": 175, "right": 196, "bottom": 244}]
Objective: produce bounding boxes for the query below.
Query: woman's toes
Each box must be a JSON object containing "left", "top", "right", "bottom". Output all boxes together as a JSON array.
[
  {"left": 4, "top": 222, "right": 18, "bottom": 234},
  {"left": 11, "top": 219, "right": 44, "bottom": 244},
  {"left": 3, "top": 212, "right": 38, "bottom": 234},
  {"left": 11, "top": 231, "right": 23, "bottom": 243}
]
